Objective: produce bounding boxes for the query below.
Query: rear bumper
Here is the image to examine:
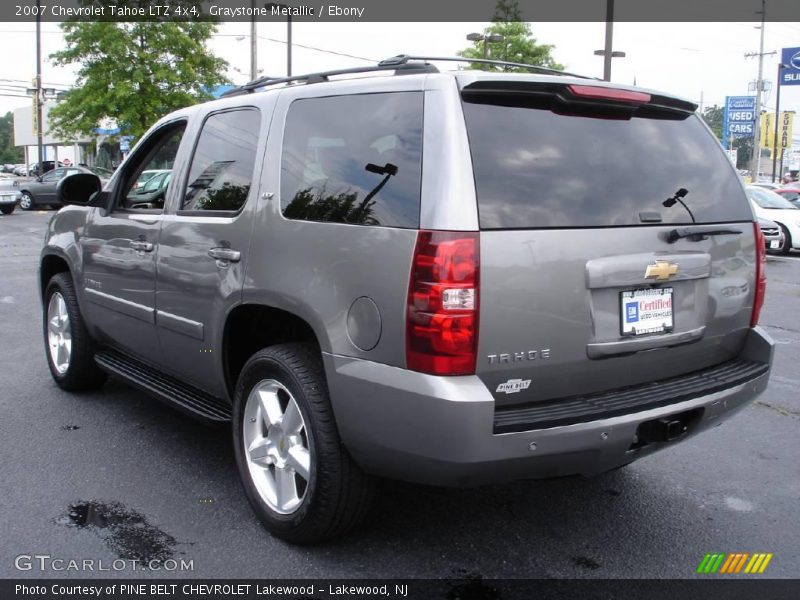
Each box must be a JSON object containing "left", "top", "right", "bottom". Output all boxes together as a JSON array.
[
  {"left": 0, "top": 192, "right": 20, "bottom": 205},
  {"left": 324, "top": 327, "right": 774, "bottom": 487}
]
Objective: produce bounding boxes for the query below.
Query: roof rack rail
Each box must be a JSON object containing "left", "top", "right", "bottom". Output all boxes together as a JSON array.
[
  {"left": 220, "top": 61, "right": 439, "bottom": 98},
  {"left": 379, "top": 54, "right": 595, "bottom": 80}
]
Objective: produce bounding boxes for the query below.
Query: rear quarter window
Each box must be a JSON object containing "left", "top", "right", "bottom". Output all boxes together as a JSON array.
[
  {"left": 461, "top": 91, "right": 753, "bottom": 229},
  {"left": 280, "top": 92, "right": 423, "bottom": 228}
]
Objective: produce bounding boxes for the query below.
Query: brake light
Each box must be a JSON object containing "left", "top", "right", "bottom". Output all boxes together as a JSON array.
[
  {"left": 567, "top": 84, "right": 651, "bottom": 104},
  {"left": 406, "top": 230, "right": 479, "bottom": 376},
  {"left": 751, "top": 222, "right": 767, "bottom": 327}
]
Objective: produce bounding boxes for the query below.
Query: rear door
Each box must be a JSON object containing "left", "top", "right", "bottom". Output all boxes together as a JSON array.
[
  {"left": 155, "top": 105, "right": 269, "bottom": 396},
  {"left": 461, "top": 81, "right": 757, "bottom": 406}
]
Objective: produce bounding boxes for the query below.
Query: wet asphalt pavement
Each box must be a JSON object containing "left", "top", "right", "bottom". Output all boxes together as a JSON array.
[{"left": 0, "top": 209, "right": 798, "bottom": 580}]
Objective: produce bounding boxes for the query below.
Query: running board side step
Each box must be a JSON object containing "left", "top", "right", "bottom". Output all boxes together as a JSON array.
[{"left": 95, "top": 350, "right": 232, "bottom": 423}]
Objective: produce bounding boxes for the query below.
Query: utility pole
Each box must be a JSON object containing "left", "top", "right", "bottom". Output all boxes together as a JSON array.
[
  {"left": 35, "top": 0, "right": 43, "bottom": 173},
  {"left": 250, "top": 0, "right": 258, "bottom": 80},
  {"left": 747, "top": 0, "right": 767, "bottom": 181},
  {"left": 286, "top": 13, "right": 292, "bottom": 76}
]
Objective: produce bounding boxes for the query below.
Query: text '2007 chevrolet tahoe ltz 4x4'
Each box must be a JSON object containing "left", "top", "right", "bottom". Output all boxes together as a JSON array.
[{"left": 40, "top": 55, "right": 774, "bottom": 544}]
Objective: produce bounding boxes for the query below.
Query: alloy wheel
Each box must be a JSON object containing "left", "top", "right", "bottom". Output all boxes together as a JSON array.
[
  {"left": 47, "top": 292, "right": 72, "bottom": 374},
  {"left": 242, "top": 379, "right": 311, "bottom": 514}
]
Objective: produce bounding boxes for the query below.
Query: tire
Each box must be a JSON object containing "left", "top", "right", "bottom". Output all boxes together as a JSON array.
[
  {"left": 43, "top": 273, "right": 107, "bottom": 391},
  {"left": 19, "top": 192, "right": 34, "bottom": 211},
  {"left": 0, "top": 205, "right": 13, "bottom": 215},
  {"left": 233, "top": 343, "right": 374, "bottom": 544},
  {"left": 778, "top": 224, "right": 793, "bottom": 255}
]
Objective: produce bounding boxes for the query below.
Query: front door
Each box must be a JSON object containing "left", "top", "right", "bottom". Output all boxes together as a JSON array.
[
  {"left": 156, "top": 107, "right": 268, "bottom": 396},
  {"left": 81, "top": 120, "right": 189, "bottom": 363}
]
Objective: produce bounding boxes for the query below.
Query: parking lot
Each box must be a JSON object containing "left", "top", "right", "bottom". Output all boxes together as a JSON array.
[{"left": 0, "top": 209, "right": 798, "bottom": 579}]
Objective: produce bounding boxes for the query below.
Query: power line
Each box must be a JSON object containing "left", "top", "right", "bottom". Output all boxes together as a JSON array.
[
  {"left": 257, "top": 35, "right": 375, "bottom": 62},
  {"left": 0, "top": 78, "right": 70, "bottom": 87},
  {"left": 213, "top": 32, "right": 375, "bottom": 63}
]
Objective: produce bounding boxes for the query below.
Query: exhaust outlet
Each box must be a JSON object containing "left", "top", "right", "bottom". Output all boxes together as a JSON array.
[{"left": 637, "top": 418, "right": 688, "bottom": 443}]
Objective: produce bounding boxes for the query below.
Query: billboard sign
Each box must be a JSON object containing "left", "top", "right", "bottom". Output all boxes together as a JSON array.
[
  {"left": 722, "top": 96, "right": 756, "bottom": 148},
  {"left": 780, "top": 47, "right": 800, "bottom": 86}
]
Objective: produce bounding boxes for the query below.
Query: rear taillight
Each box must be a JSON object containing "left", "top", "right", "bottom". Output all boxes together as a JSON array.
[
  {"left": 567, "top": 84, "right": 651, "bottom": 104},
  {"left": 751, "top": 221, "right": 767, "bottom": 327},
  {"left": 406, "top": 230, "right": 479, "bottom": 376}
]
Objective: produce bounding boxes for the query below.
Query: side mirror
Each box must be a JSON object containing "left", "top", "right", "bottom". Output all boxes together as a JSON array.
[
  {"left": 56, "top": 173, "right": 102, "bottom": 206},
  {"left": 36, "top": 176, "right": 43, "bottom": 182}
]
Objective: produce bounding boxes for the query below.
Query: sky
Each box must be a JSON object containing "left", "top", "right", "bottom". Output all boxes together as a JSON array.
[{"left": 1, "top": 20, "right": 799, "bottom": 141}]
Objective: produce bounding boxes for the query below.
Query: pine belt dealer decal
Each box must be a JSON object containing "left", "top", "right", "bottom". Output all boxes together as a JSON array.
[{"left": 496, "top": 379, "right": 531, "bottom": 394}]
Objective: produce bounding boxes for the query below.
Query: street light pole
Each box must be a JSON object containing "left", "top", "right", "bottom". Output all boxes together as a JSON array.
[
  {"left": 466, "top": 32, "right": 504, "bottom": 64},
  {"left": 772, "top": 63, "right": 786, "bottom": 182},
  {"left": 603, "top": 0, "right": 614, "bottom": 81},
  {"left": 593, "top": 0, "right": 625, "bottom": 82}
]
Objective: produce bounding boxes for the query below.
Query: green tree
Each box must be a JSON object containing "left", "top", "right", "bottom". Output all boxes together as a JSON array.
[
  {"left": 701, "top": 105, "right": 724, "bottom": 140},
  {"left": 49, "top": 11, "right": 228, "bottom": 141},
  {"left": 457, "top": 0, "right": 563, "bottom": 71},
  {"left": 0, "top": 112, "right": 24, "bottom": 164}
]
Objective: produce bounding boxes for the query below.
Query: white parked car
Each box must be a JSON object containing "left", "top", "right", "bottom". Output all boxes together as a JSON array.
[{"left": 746, "top": 186, "right": 800, "bottom": 255}]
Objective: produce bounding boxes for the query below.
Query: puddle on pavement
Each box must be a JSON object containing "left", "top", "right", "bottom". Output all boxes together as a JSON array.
[{"left": 57, "top": 500, "right": 176, "bottom": 563}]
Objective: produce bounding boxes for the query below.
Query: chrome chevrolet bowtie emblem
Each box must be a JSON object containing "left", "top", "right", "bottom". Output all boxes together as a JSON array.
[{"left": 644, "top": 260, "right": 678, "bottom": 281}]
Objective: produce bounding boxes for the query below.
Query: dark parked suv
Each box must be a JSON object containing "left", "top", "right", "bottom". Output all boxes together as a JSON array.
[{"left": 40, "top": 56, "right": 774, "bottom": 543}]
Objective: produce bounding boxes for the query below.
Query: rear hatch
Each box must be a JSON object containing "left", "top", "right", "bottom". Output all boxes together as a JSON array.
[{"left": 460, "top": 79, "right": 757, "bottom": 408}]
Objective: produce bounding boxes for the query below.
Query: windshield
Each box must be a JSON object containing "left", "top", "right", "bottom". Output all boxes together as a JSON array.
[
  {"left": 89, "top": 166, "right": 113, "bottom": 178},
  {"left": 747, "top": 187, "right": 799, "bottom": 210},
  {"left": 461, "top": 92, "right": 752, "bottom": 229},
  {"left": 143, "top": 172, "right": 170, "bottom": 193}
]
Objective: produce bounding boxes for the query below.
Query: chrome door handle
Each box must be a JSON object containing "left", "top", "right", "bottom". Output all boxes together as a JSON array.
[
  {"left": 208, "top": 247, "right": 241, "bottom": 263},
  {"left": 130, "top": 240, "right": 154, "bottom": 252}
]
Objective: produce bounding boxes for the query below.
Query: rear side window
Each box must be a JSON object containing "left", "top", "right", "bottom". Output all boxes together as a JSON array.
[
  {"left": 182, "top": 109, "right": 261, "bottom": 212},
  {"left": 280, "top": 92, "right": 423, "bottom": 228},
  {"left": 462, "top": 92, "right": 753, "bottom": 229}
]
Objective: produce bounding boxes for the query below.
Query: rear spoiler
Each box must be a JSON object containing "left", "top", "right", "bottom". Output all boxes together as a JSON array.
[{"left": 461, "top": 80, "right": 698, "bottom": 115}]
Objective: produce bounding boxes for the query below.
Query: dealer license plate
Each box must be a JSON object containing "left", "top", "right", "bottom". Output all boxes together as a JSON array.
[
  {"left": 620, "top": 288, "right": 673, "bottom": 336},
  {"left": 769, "top": 240, "right": 780, "bottom": 249}
]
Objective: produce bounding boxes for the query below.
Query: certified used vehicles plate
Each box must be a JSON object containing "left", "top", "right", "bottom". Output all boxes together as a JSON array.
[
  {"left": 769, "top": 240, "right": 780, "bottom": 249},
  {"left": 620, "top": 288, "right": 673, "bottom": 336}
]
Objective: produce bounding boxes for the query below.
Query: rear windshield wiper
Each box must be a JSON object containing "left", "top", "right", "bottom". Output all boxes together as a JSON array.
[{"left": 666, "top": 226, "right": 743, "bottom": 243}]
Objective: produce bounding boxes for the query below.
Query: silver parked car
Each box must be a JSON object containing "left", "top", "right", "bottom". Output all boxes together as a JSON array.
[
  {"left": 0, "top": 178, "right": 20, "bottom": 214},
  {"left": 40, "top": 55, "right": 773, "bottom": 543}
]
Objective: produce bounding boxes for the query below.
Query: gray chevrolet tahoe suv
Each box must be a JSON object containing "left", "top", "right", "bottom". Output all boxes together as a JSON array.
[{"left": 40, "top": 55, "right": 774, "bottom": 543}]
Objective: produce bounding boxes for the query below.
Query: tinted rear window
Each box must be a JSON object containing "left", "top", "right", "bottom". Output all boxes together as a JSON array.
[
  {"left": 281, "top": 92, "right": 423, "bottom": 228},
  {"left": 462, "top": 93, "right": 752, "bottom": 229}
]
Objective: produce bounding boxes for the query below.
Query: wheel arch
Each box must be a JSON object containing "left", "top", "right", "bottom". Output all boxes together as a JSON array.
[
  {"left": 222, "top": 303, "right": 323, "bottom": 399},
  {"left": 39, "top": 251, "right": 73, "bottom": 301}
]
